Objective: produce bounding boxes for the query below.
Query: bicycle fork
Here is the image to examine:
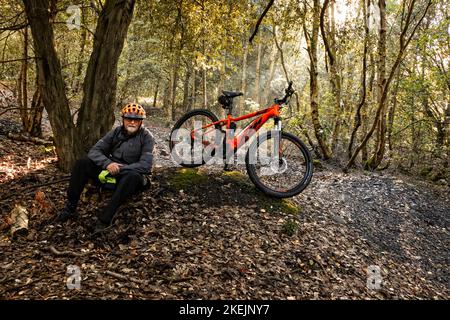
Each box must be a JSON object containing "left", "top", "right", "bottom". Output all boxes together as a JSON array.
[
  {"left": 274, "top": 117, "right": 282, "bottom": 159},
  {"left": 271, "top": 118, "right": 285, "bottom": 172}
]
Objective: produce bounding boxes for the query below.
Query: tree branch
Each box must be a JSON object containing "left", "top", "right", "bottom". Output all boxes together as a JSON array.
[
  {"left": 0, "top": 57, "right": 37, "bottom": 64},
  {"left": 249, "top": 0, "right": 275, "bottom": 43}
]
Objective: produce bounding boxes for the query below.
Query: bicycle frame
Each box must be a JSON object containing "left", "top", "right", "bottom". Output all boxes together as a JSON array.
[{"left": 191, "top": 103, "right": 282, "bottom": 155}]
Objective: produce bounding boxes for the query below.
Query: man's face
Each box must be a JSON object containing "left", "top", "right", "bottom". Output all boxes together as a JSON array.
[{"left": 123, "top": 118, "right": 142, "bottom": 135}]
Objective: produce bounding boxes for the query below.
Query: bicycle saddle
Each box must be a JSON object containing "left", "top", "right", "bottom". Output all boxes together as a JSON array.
[{"left": 222, "top": 91, "right": 243, "bottom": 98}]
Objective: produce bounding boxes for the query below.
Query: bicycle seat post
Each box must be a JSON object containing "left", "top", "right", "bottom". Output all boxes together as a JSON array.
[{"left": 227, "top": 101, "right": 233, "bottom": 116}]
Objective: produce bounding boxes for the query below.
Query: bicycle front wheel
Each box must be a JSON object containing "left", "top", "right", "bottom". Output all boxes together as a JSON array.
[{"left": 245, "top": 131, "right": 313, "bottom": 198}]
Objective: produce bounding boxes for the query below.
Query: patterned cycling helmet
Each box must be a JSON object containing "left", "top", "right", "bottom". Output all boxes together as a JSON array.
[{"left": 120, "top": 103, "right": 146, "bottom": 119}]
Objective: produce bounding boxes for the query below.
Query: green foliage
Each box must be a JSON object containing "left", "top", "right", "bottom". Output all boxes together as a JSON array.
[
  {"left": 312, "top": 159, "right": 323, "bottom": 169},
  {"left": 281, "top": 219, "right": 298, "bottom": 236},
  {"left": 168, "top": 168, "right": 209, "bottom": 190},
  {"left": 260, "top": 197, "right": 300, "bottom": 216},
  {"left": 0, "top": 0, "right": 447, "bottom": 176}
]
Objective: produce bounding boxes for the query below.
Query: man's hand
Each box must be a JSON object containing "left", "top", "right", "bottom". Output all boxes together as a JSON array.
[{"left": 106, "top": 162, "right": 123, "bottom": 175}]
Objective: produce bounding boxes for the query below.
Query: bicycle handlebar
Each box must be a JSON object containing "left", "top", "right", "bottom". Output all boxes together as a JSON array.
[{"left": 274, "top": 81, "right": 294, "bottom": 105}]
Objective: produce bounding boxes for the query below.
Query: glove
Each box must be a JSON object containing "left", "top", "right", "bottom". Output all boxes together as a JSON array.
[{"left": 98, "top": 170, "right": 117, "bottom": 185}]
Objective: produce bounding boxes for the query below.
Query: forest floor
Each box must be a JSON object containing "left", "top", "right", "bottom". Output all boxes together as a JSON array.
[{"left": 0, "top": 109, "right": 448, "bottom": 300}]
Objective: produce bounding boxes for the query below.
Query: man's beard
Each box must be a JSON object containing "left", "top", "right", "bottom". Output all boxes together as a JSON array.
[{"left": 125, "top": 125, "right": 139, "bottom": 135}]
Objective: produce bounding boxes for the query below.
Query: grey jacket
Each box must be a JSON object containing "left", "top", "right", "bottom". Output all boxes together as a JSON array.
[{"left": 87, "top": 126, "right": 155, "bottom": 175}]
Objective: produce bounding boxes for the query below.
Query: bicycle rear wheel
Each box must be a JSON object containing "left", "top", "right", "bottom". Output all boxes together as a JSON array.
[
  {"left": 169, "top": 109, "right": 221, "bottom": 167},
  {"left": 245, "top": 131, "right": 313, "bottom": 198}
]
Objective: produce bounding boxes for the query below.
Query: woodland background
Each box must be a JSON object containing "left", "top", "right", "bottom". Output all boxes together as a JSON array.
[{"left": 0, "top": 0, "right": 447, "bottom": 179}]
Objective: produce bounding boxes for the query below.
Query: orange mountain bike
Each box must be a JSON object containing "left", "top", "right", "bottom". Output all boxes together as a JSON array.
[{"left": 169, "top": 82, "right": 313, "bottom": 198}]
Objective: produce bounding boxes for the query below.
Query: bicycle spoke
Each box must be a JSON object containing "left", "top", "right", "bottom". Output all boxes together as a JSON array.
[{"left": 252, "top": 134, "right": 309, "bottom": 193}]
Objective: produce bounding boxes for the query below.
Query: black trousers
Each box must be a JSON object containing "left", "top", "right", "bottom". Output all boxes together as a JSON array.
[{"left": 67, "top": 157, "right": 144, "bottom": 224}]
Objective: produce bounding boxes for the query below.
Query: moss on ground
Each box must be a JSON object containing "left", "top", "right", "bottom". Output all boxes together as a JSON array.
[
  {"left": 167, "top": 168, "right": 208, "bottom": 190},
  {"left": 312, "top": 159, "right": 323, "bottom": 169},
  {"left": 260, "top": 197, "right": 300, "bottom": 215}
]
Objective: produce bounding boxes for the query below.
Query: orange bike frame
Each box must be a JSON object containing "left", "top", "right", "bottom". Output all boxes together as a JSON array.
[{"left": 192, "top": 104, "right": 281, "bottom": 153}]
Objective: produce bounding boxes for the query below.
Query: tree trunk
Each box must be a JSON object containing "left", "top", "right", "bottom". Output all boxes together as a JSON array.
[
  {"left": 202, "top": 67, "right": 207, "bottom": 109},
  {"left": 387, "top": 69, "right": 401, "bottom": 151},
  {"left": 348, "top": 0, "right": 369, "bottom": 159},
  {"left": 304, "top": 0, "right": 332, "bottom": 160},
  {"left": 170, "top": 2, "right": 183, "bottom": 121},
  {"left": 18, "top": 27, "right": 29, "bottom": 132},
  {"left": 23, "top": 0, "right": 80, "bottom": 171},
  {"left": 444, "top": 104, "right": 450, "bottom": 149},
  {"left": 238, "top": 42, "right": 248, "bottom": 114},
  {"left": 152, "top": 78, "right": 159, "bottom": 109},
  {"left": 29, "top": 85, "right": 44, "bottom": 138},
  {"left": 171, "top": 63, "right": 180, "bottom": 121},
  {"left": 72, "top": 8, "right": 87, "bottom": 94},
  {"left": 77, "top": 0, "right": 136, "bottom": 153},
  {"left": 253, "top": 42, "right": 262, "bottom": 105},
  {"left": 163, "top": 79, "right": 171, "bottom": 117},
  {"left": 190, "top": 68, "right": 197, "bottom": 111},
  {"left": 363, "top": 53, "right": 376, "bottom": 163},
  {"left": 262, "top": 39, "right": 279, "bottom": 106},
  {"left": 182, "top": 62, "right": 192, "bottom": 112},
  {"left": 368, "top": 0, "right": 387, "bottom": 169},
  {"left": 409, "top": 95, "right": 418, "bottom": 167},
  {"left": 321, "top": 0, "right": 342, "bottom": 151}
]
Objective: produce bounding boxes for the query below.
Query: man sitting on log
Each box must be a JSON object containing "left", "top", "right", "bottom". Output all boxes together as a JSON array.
[{"left": 55, "top": 103, "right": 155, "bottom": 234}]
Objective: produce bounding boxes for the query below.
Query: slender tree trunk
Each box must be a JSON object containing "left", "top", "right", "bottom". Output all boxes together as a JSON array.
[
  {"left": 202, "top": 67, "right": 207, "bottom": 109},
  {"left": 387, "top": 69, "right": 401, "bottom": 151},
  {"left": 28, "top": 56, "right": 45, "bottom": 138},
  {"left": 273, "top": 28, "right": 302, "bottom": 114},
  {"left": 409, "top": 95, "right": 418, "bottom": 167},
  {"left": 182, "top": 62, "right": 192, "bottom": 112},
  {"left": 363, "top": 53, "right": 376, "bottom": 163},
  {"left": 368, "top": 0, "right": 387, "bottom": 169},
  {"left": 361, "top": 108, "right": 368, "bottom": 163},
  {"left": 262, "top": 39, "right": 279, "bottom": 106},
  {"left": 72, "top": 8, "right": 87, "bottom": 94},
  {"left": 152, "top": 78, "right": 159, "bottom": 109},
  {"left": 253, "top": 42, "right": 262, "bottom": 105},
  {"left": 218, "top": 53, "right": 226, "bottom": 95},
  {"left": 190, "top": 68, "right": 197, "bottom": 111},
  {"left": 170, "top": 2, "right": 183, "bottom": 121},
  {"left": 444, "top": 104, "right": 450, "bottom": 149},
  {"left": 274, "top": 29, "right": 289, "bottom": 83},
  {"left": 304, "top": 0, "right": 332, "bottom": 159},
  {"left": 165, "top": 75, "right": 173, "bottom": 119},
  {"left": 171, "top": 63, "right": 180, "bottom": 121},
  {"left": 321, "top": 0, "right": 342, "bottom": 151},
  {"left": 348, "top": 0, "right": 369, "bottom": 159},
  {"left": 29, "top": 85, "right": 44, "bottom": 138},
  {"left": 238, "top": 42, "right": 248, "bottom": 114},
  {"left": 18, "top": 27, "right": 29, "bottom": 132}
]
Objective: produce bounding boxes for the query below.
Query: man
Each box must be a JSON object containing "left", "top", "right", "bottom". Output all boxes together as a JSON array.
[{"left": 56, "top": 103, "right": 155, "bottom": 233}]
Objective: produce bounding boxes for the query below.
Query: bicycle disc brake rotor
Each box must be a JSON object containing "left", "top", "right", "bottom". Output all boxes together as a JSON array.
[{"left": 260, "top": 157, "right": 288, "bottom": 176}]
